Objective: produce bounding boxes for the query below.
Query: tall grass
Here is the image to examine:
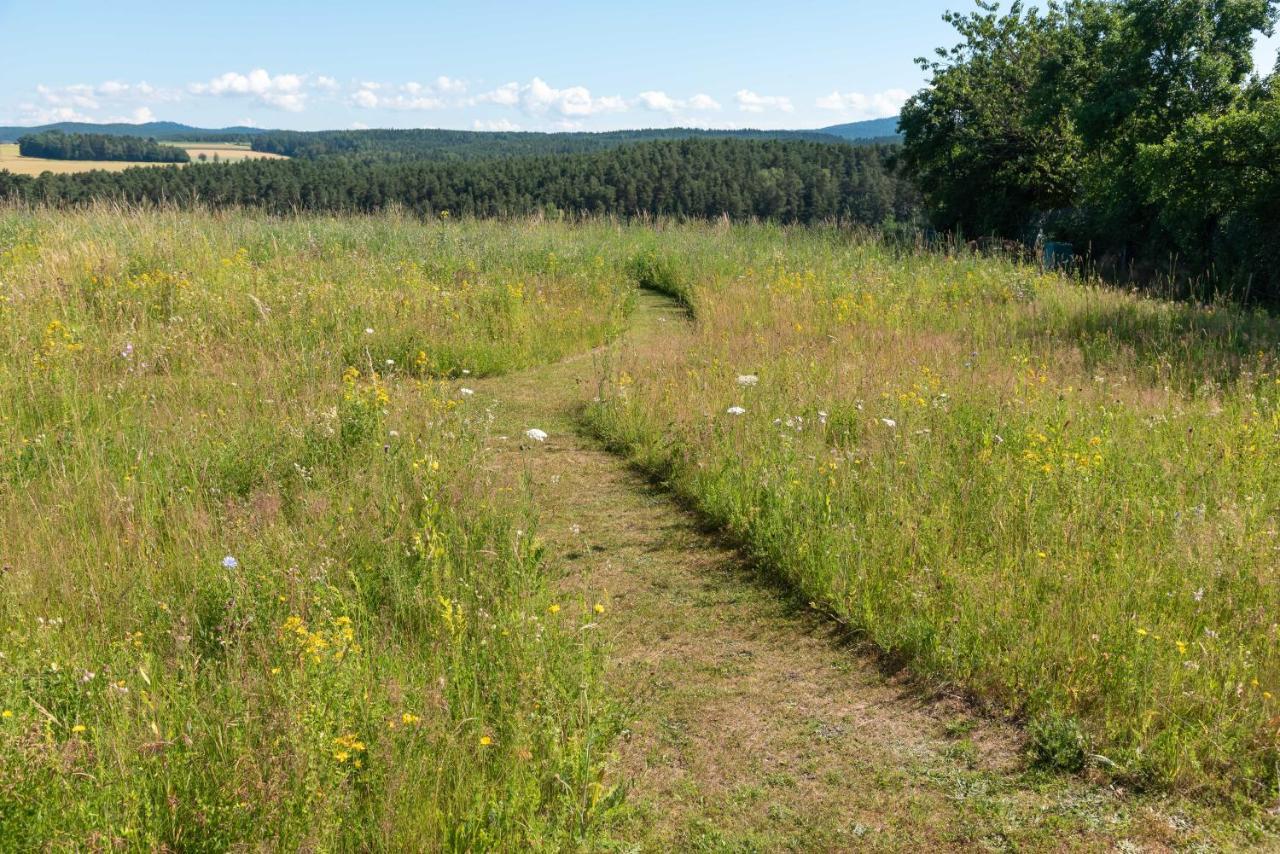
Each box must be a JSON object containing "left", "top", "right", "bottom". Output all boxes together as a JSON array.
[
  {"left": 587, "top": 222, "right": 1280, "bottom": 805},
  {"left": 0, "top": 208, "right": 635, "bottom": 848}
]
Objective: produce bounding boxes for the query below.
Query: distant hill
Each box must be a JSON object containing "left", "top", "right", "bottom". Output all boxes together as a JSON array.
[
  {"left": 0, "top": 121, "right": 269, "bottom": 143},
  {"left": 820, "top": 116, "right": 901, "bottom": 140}
]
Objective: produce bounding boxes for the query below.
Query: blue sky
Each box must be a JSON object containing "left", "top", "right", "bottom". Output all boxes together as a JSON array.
[{"left": 2, "top": 1, "right": 1277, "bottom": 131}]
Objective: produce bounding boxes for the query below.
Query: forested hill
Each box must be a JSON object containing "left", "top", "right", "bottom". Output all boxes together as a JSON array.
[
  {"left": 18, "top": 130, "right": 190, "bottom": 163},
  {"left": 820, "top": 116, "right": 901, "bottom": 140},
  {"left": 0, "top": 121, "right": 265, "bottom": 144},
  {"left": 247, "top": 127, "right": 859, "bottom": 160},
  {"left": 0, "top": 137, "right": 917, "bottom": 224}
]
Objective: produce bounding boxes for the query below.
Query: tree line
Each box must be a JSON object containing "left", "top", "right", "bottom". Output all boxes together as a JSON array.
[
  {"left": 248, "top": 127, "right": 858, "bottom": 161},
  {"left": 900, "top": 0, "right": 1279, "bottom": 299},
  {"left": 0, "top": 137, "right": 918, "bottom": 225},
  {"left": 17, "top": 130, "right": 191, "bottom": 163}
]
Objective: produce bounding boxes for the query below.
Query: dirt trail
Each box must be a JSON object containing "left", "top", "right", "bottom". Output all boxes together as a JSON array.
[{"left": 473, "top": 292, "right": 1207, "bottom": 852}]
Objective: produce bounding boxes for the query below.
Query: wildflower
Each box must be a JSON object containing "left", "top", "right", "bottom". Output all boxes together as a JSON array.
[
  {"left": 364, "top": 327, "right": 374, "bottom": 335},
  {"left": 1176, "top": 640, "right": 1188, "bottom": 655},
  {"left": 459, "top": 388, "right": 475, "bottom": 396},
  {"left": 385, "top": 359, "right": 395, "bottom": 367},
  {"left": 333, "top": 732, "right": 367, "bottom": 763},
  {"left": 479, "top": 735, "right": 492, "bottom": 746},
  {"left": 1193, "top": 588, "right": 1204, "bottom": 602},
  {"left": 1136, "top": 627, "right": 1148, "bottom": 637},
  {"left": 401, "top": 712, "right": 421, "bottom": 725},
  {"left": 726, "top": 406, "right": 747, "bottom": 415},
  {"left": 120, "top": 342, "right": 133, "bottom": 360},
  {"left": 594, "top": 602, "right": 606, "bottom": 614},
  {"left": 1, "top": 710, "right": 12, "bottom": 719},
  {"left": 547, "top": 603, "right": 561, "bottom": 614},
  {"left": 221, "top": 555, "right": 239, "bottom": 569},
  {"left": 524, "top": 428, "right": 548, "bottom": 442},
  {"left": 880, "top": 418, "right": 897, "bottom": 428},
  {"left": 736, "top": 374, "right": 759, "bottom": 387},
  {"left": 71, "top": 724, "right": 86, "bottom": 733}
]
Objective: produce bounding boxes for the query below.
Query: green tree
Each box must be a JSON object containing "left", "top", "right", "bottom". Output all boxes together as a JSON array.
[{"left": 899, "top": 1, "right": 1083, "bottom": 237}]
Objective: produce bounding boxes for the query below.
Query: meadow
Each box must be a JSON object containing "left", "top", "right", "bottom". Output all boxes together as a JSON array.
[
  {"left": 2, "top": 208, "right": 1279, "bottom": 847},
  {"left": 0, "top": 208, "right": 634, "bottom": 848},
  {"left": 587, "top": 224, "right": 1280, "bottom": 804},
  {"left": 0, "top": 143, "right": 283, "bottom": 176}
]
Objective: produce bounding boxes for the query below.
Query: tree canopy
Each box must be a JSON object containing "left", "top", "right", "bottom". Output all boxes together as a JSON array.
[
  {"left": 17, "top": 130, "right": 191, "bottom": 163},
  {"left": 0, "top": 137, "right": 919, "bottom": 226},
  {"left": 901, "top": 0, "right": 1279, "bottom": 296}
]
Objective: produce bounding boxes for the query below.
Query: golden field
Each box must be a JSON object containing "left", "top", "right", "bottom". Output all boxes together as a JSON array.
[{"left": 0, "top": 142, "right": 284, "bottom": 176}]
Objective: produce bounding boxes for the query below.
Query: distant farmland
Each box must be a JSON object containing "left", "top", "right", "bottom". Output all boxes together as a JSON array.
[{"left": 0, "top": 142, "right": 284, "bottom": 175}]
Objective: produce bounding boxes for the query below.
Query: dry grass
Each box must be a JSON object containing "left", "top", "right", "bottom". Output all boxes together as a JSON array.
[
  {"left": 171, "top": 143, "right": 287, "bottom": 163},
  {"left": 0, "top": 142, "right": 285, "bottom": 175}
]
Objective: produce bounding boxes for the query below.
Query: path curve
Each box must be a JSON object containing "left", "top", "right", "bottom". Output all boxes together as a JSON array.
[{"left": 473, "top": 291, "right": 1203, "bottom": 852}]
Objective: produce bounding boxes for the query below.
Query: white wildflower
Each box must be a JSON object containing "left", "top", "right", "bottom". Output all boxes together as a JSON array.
[
  {"left": 880, "top": 418, "right": 897, "bottom": 428},
  {"left": 736, "top": 374, "right": 759, "bottom": 387},
  {"left": 524, "top": 428, "right": 548, "bottom": 442},
  {"left": 726, "top": 406, "right": 747, "bottom": 416}
]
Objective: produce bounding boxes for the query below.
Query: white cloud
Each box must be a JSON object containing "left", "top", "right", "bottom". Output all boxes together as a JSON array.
[
  {"left": 476, "top": 77, "right": 627, "bottom": 117},
  {"left": 434, "top": 75, "right": 467, "bottom": 94},
  {"left": 473, "top": 118, "right": 521, "bottom": 131},
  {"left": 477, "top": 82, "right": 520, "bottom": 106},
  {"left": 352, "top": 87, "right": 380, "bottom": 109},
  {"left": 735, "top": 89, "right": 794, "bottom": 113},
  {"left": 16, "top": 104, "right": 96, "bottom": 124},
  {"left": 815, "top": 88, "right": 909, "bottom": 119},
  {"left": 189, "top": 69, "right": 309, "bottom": 112},
  {"left": 350, "top": 80, "right": 448, "bottom": 111},
  {"left": 315, "top": 76, "right": 339, "bottom": 91},
  {"left": 637, "top": 90, "right": 721, "bottom": 113},
  {"left": 17, "top": 80, "right": 177, "bottom": 125},
  {"left": 637, "top": 90, "right": 679, "bottom": 112}
]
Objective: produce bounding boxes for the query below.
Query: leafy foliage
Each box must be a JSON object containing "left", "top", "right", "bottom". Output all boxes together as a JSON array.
[{"left": 901, "top": 0, "right": 1280, "bottom": 298}]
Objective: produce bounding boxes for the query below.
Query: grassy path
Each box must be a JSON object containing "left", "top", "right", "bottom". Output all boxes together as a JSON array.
[{"left": 473, "top": 292, "right": 1234, "bottom": 852}]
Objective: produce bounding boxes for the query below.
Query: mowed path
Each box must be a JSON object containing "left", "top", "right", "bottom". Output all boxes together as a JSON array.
[{"left": 473, "top": 292, "right": 1214, "bottom": 852}]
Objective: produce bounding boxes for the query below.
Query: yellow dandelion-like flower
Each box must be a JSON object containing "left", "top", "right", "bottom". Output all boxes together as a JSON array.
[
  {"left": 1, "top": 709, "right": 12, "bottom": 719},
  {"left": 547, "top": 604, "right": 561, "bottom": 615},
  {"left": 479, "top": 735, "right": 492, "bottom": 746},
  {"left": 593, "top": 602, "right": 605, "bottom": 614},
  {"left": 71, "top": 724, "right": 86, "bottom": 733}
]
